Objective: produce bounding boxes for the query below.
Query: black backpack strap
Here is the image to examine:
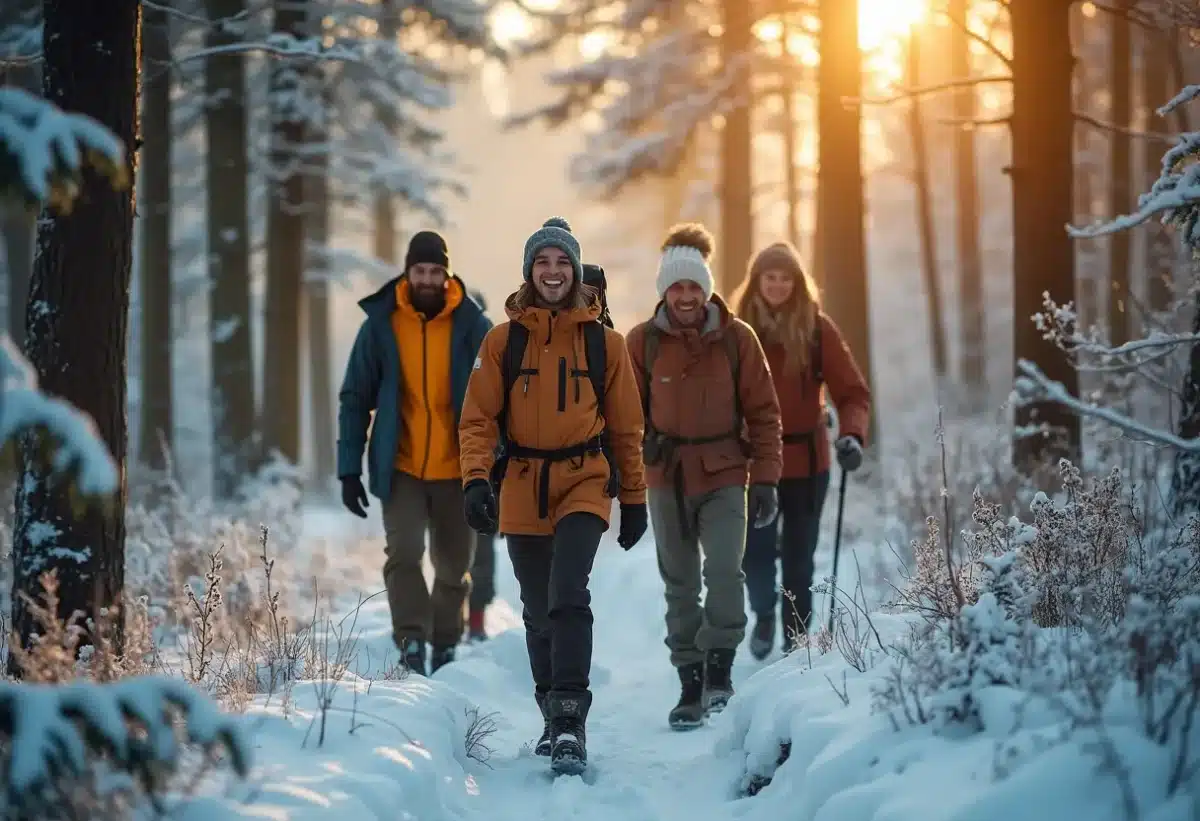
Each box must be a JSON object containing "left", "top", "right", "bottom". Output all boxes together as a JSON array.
[
  {"left": 582, "top": 320, "right": 618, "bottom": 498},
  {"left": 723, "top": 328, "right": 743, "bottom": 431},
  {"left": 498, "top": 321, "right": 532, "bottom": 446},
  {"left": 582, "top": 321, "right": 607, "bottom": 411}
]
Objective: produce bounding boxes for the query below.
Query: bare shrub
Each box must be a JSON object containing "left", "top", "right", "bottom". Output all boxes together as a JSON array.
[{"left": 464, "top": 706, "right": 499, "bottom": 766}]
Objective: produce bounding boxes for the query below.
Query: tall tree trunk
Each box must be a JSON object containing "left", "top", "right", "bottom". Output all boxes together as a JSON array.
[
  {"left": 719, "top": 0, "right": 753, "bottom": 295},
  {"left": 1071, "top": 5, "right": 1101, "bottom": 330},
  {"left": 262, "top": 0, "right": 308, "bottom": 466},
  {"left": 949, "top": 0, "right": 984, "bottom": 404},
  {"left": 817, "top": 0, "right": 873, "bottom": 440},
  {"left": 206, "top": 0, "right": 257, "bottom": 498},
  {"left": 306, "top": 11, "right": 334, "bottom": 489},
  {"left": 374, "top": 0, "right": 398, "bottom": 265},
  {"left": 1170, "top": 282, "right": 1200, "bottom": 517},
  {"left": 906, "top": 33, "right": 948, "bottom": 384},
  {"left": 138, "top": 0, "right": 173, "bottom": 470},
  {"left": 1, "top": 59, "right": 39, "bottom": 351},
  {"left": 10, "top": 0, "right": 139, "bottom": 672},
  {"left": 781, "top": 14, "right": 800, "bottom": 248},
  {"left": 1143, "top": 24, "right": 1174, "bottom": 318},
  {"left": 1010, "top": 0, "right": 1080, "bottom": 468},
  {"left": 1107, "top": 0, "right": 1132, "bottom": 347}
]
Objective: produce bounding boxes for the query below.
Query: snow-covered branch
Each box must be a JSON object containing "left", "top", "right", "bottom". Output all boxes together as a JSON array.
[
  {"left": 0, "top": 337, "right": 118, "bottom": 495},
  {"left": 1016, "top": 359, "right": 1200, "bottom": 452},
  {"left": 0, "top": 86, "right": 127, "bottom": 211}
]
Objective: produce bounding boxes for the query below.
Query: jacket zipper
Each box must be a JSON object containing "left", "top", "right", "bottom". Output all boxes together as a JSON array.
[
  {"left": 419, "top": 317, "right": 432, "bottom": 479},
  {"left": 557, "top": 357, "right": 567, "bottom": 412}
]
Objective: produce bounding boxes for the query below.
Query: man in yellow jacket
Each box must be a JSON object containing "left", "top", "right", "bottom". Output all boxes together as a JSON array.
[{"left": 337, "top": 231, "right": 492, "bottom": 675}]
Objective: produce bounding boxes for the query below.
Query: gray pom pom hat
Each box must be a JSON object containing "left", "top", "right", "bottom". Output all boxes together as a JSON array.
[{"left": 523, "top": 216, "right": 583, "bottom": 284}]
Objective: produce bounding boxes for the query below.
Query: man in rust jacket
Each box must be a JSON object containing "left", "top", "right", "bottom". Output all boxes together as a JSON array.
[{"left": 626, "top": 223, "right": 783, "bottom": 731}]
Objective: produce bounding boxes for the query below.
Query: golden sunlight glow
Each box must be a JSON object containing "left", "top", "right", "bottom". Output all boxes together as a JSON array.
[
  {"left": 489, "top": 4, "right": 532, "bottom": 50},
  {"left": 579, "top": 31, "right": 609, "bottom": 60},
  {"left": 857, "top": 0, "right": 926, "bottom": 51}
]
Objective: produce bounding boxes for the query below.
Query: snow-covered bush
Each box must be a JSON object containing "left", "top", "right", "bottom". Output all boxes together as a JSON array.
[
  {"left": 872, "top": 460, "right": 1200, "bottom": 805},
  {"left": 0, "top": 675, "right": 249, "bottom": 820},
  {"left": 0, "top": 85, "right": 127, "bottom": 212}
]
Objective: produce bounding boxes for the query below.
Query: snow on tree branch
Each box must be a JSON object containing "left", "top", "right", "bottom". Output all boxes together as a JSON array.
[
  {"left": 0, "top": 675, "right": 250, "bottom": 814},
  {"left": 0, "top": 337, "right": 118, "bottom": 495},
  {"left": 1015, "top": 359, "right": 1200, "bottom": 452},
  {"left": 0, "top": 86, "right": 127, "bottom": 212}
]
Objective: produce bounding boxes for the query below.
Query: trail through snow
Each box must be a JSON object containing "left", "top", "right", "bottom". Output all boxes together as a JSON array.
[{"left": 277, "top": 504, "right": 863, "bottom": 821}]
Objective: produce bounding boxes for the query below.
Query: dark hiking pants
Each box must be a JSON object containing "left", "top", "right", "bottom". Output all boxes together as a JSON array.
[
  {"left": 649, "top": 484, "right": 748, "bottom": 668},
  {"left": 469, "top": 531, "right": 496, "bottom": 612},
  {"left": 507, "top": 512, "right": 604, "bottom": 699},
  {"left": 742, "top": 472, "right": 830, "bottom": 643},
  {"left": 381, "top": 470, "right": 476, "bottom": 648}
]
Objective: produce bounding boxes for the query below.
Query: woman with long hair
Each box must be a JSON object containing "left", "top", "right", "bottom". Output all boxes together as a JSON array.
[{"left": 731, "top": 241, "right": 871, "bottom": 658}]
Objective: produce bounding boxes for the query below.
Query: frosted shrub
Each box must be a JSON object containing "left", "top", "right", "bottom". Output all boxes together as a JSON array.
[
  {"left": 0, "top": 676, "right": 249, "bottom": 820},
  {"left": 1021, "top": 461, "right": 1130, "bottom": 629}
]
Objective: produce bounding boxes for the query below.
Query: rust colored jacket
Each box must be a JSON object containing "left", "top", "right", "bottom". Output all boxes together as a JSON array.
[
  {"left": 761, "top": 312, "right": 871, "bottom": 479},
  {"left": 458, "top": 290, "right": 647, "bottom": 537},
  {"left": 626, "top": 295, "right": 782, "bottom": 497}
]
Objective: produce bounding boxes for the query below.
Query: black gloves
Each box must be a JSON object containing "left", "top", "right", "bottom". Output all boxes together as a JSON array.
[
  {"left": 617, "top": 502, "right": 648, "bottom": 550},
  {"left": 835, "top": 435, "right": 864, "bottom": 472},
  {"left": 463, "top": 479, "right": 498, "bottom": 535},
  {"left": 340, "top": 476, "right": 369, "bottom": 518},
  {"left": 749, "top": 483, "right": 779, "bottom": 529}
]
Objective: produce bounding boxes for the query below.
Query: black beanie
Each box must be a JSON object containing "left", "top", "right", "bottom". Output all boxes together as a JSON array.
[{"left": 405, "top": 230, "right": 450, "bottom": 271}]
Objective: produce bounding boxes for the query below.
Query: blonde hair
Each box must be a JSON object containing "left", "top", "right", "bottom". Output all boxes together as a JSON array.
[
  {"left": 731, "top": 242, "right": 821, "bottom": 373},
  {"left": 510, "top": 280, "right": 598, "bottom": 313}
]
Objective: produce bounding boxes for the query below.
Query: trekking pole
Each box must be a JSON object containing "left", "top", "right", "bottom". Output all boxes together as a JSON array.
[{"left": 826, "top": 468, "right": 848, "bottom": 635}]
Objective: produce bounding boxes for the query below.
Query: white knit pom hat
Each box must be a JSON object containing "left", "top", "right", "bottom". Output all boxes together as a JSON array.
[{"left": 656, "top": 246, "right": 713, "bottom": 300}]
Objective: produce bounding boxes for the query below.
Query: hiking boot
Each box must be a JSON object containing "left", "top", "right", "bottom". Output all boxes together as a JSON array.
[
  {"left": 467, "top": 609, "right": 488, "bottom": 642},
  {"left": 399, "top": 638, "right": 426, "bottom": 676},
  {"left": 533, "top": 692, "right": 552, "bottom": 756},
  {"left": 703, "top": 648, "right": 736, "bottom": 715},
  {"left": 430, "top": 644, "right": 455, "bottom": 674},
  {"left": 749, "top": 614, "right": 775, "bottom": 661},
  {"left": 548, "top": 691, "right": 591, "bottom": 775},
  {"left": 668, "top": 662, "right": 705, "bottom": 730}
]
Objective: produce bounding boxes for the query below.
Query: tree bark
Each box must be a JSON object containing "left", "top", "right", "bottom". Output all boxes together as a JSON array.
[
  {"left": 1170, "top": 283, "right": 1200, "bottom": 517},
  {"left": 138, "top": 0, "right": 173, "bottom": 470},
  {"left": 262, "top": 0, "right": 308, "bottom": 466},
  {"left": 1144, "top": 25, "right": 1178, "bottom": 317},
  {"left": 1010, "top": 0, "right": 1081, "bottom": 468},
  {"left": 906, "top": 32, "right": 947, "bottom": 384},
  {"left": 205, "top": 0, "right": 257, "bottom": 498},
  {"left": 781, "top": 14, "right": 800, "bottom": 249},
  {"left": 10, "top": 0, "right": 139, "bottom": 673},
  {"left": 306, "top": 10, "right": 334, "bottom": 488},
  {"left": 1071, "top": 5, "right": 1101, "bottom": 330},
  {"left": 718, "top": 0, "right": 753, "bottom": 295},
  {"left": 949, "top": 0, "right": 984, "bottom": 404},
  {"left": 1107, "top": 0, "right": 1132, "bottom": 347},
  {"left": 374, "top": 0, "right": 398, "bottom": 265},
  {"left": 1, "top": 57, "right": 39, "bottom": 351},
  {"left": 817, "top": 0, "right": 873, "bottom": 440}
]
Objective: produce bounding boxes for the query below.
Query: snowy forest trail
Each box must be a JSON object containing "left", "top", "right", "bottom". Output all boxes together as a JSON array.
[{"left": 299, "top": 505, "right": 861, "bottom": 821}]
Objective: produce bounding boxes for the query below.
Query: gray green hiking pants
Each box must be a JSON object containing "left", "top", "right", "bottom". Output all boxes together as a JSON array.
[
  {"left": 381, "top": 470, "right": 476, "bottom": 648},
  {"left": 649, "top": 483, "right": 748, "bottom": 668}
]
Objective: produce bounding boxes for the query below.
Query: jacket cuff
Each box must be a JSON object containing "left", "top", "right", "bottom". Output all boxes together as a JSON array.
[{"left": 618, "top": 487, "right": 646, "bottom": 505}]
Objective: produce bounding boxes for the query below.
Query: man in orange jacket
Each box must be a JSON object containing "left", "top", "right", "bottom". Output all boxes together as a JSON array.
[
  {"left": 337, "top": 231, "right": 492, "bottom": 676},
  {"left": 458, "top": 217, "right": 647, "bottom": 775}
]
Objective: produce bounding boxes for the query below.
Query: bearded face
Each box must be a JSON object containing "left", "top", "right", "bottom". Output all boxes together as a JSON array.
[{"left": 408, "top": 263, "right": 448, "bottom": 315}]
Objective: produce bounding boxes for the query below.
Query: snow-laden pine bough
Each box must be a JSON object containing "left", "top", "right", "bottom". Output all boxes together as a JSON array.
[{"left": 0, "top": 675, "right": 250, "bottom": 817}]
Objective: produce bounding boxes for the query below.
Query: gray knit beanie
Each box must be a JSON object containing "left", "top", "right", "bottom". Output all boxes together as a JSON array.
[{"left": 523, "top": 216, "right": 583, "bottom": 283}]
